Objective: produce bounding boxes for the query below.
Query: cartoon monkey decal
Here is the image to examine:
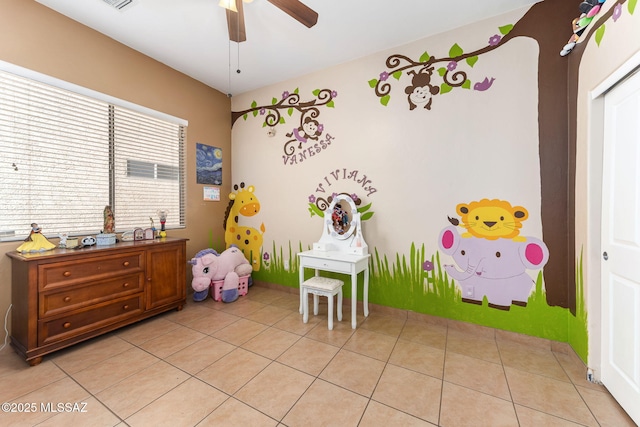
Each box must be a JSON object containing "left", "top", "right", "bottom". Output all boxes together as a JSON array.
[
  {"left": 287, "top": 116, "right": 323, "bottom": 148},
  {"left": 405, "top": 67, "right": 440, "bottom": 110}
]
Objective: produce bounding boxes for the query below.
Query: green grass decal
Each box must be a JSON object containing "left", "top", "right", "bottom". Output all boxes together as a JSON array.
[
  {"left": 255, "top": 241, "right": 589, "bottom": 357},
  {"left": 568, "top": 247, "right": 589, "bottom": 363}
]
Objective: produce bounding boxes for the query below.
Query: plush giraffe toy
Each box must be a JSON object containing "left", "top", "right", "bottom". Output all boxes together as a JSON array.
[{"left": 223, "top": 182, "right": 266, "bottom": 271}]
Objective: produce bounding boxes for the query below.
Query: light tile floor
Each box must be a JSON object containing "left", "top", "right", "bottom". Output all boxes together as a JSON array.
[{"left": 0, "top": 284, "right": 636, "bottom": 426}]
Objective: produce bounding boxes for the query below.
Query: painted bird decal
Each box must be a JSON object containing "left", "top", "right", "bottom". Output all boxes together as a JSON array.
[{"left": 474, "top": 77, "right": 495, "bottom": 91}]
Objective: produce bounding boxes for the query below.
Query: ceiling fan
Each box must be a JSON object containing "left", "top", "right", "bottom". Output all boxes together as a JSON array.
[{"left": 220, "top": 0, "right": 318, "bottom": 43}]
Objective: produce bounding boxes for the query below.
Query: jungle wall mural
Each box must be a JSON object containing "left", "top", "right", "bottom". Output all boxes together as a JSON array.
[
  {"left": 227, "top": 0, "right": 637, "bottom": 364},
  {"left": 439, "top": 199, "right": 549, "bottom": 311}
]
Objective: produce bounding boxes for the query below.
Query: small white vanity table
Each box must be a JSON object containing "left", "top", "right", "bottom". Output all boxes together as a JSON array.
[{"left": 298, "top": 194, "right": 371, "bottom": 329}]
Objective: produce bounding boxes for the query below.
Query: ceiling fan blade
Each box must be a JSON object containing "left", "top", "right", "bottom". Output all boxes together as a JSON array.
[
  {"left": 267, "top": 0, "right": 318, "bottom": 28},
  {"left": 226, "top": 0, "right": 246, "bottom": 42}
]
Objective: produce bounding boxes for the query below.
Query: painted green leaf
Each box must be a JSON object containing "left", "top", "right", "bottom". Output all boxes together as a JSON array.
[
  {"left": 361, "top": 212, "right": 374, "bottom": 221},
  {"left": 279, "top": 117, "right": 285, "bottom": 124},
  {"left": 368, "top": 78, "right": 378, "bottom": 88},
  {"left": 262, "top": 122, "right": 266, "bottom": 128},
  {"left": 438, "top": 67, "right": 446, "bottom": 77},
  {"left": 449, "top": 43, "right": 464, "bottom": 58},
  {"left": 288, "top": 108, "right": 294, "bottom": 116},
  {"left": 252, "top": 109, "right": 258, "bottom": 117},
  {"left": 466, "top": 55, "right": 478, "bottom": 68},
  {"left": 358, "top": 202, "right": 372, "bottom": 213},
  {"left": 595, "top": 25, "right": 605, "bottom": 47},
  {"left": 462, "top": 80, "right": 471, "bottom": 89},
  {"left": 312, "top": 89, "right": 320, "bottom": 96},
  {"left": 380, "top": 95, "right": 391, "bottom": 106},
  {"left": 308, "top": 203, "right": 323, "bottom": 217},
  {"left": 440, "top": 83, "right": 453, "bottom": 94},
  {"left": 630, "top": 0, "right": 637, "bottom": 14},
  {"left": 498, "top": 24, "right": 513, "bottom": 35},
  {"left": 251, "top": 100, "right": 257, "bottom": 108},
  {"left": 294, "top": 87, "right": 299, "bottom": 94},
  {"left": 419, "top": 51, "right": 431, "bottom": 62},
  {"left": 392, "top": 70, "right": 402, "bottom": 80},
  {"left": 327, "top": 100, "right": 335, "bottom": 108},
  {"left": 271, "top": 97, "right": 277, "bottom": 105},
  {"left": 243, "top": 113, "right": 248, "bottom": 121}
]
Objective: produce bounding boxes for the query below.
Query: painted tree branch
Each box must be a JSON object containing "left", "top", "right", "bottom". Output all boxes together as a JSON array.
[{"left": 231, "top": 89, "right": 334, "bottom": 127}]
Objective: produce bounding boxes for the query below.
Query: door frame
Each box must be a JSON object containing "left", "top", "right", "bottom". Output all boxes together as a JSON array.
[{"left": 587, "top": 50, "right": 640, "bottom": 381}]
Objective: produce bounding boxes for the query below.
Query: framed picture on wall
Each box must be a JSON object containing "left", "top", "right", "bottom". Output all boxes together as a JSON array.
[
  {"left": 203, "top": 186, "right": 220, "bottom": 201},
  {"left": 196, "top": 143, "right": 222, "bottom": 185}
]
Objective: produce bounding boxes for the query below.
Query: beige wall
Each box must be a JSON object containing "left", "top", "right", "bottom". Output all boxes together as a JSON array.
[{"left": 0, "top": 0, "right": 231, "bottom": 331}]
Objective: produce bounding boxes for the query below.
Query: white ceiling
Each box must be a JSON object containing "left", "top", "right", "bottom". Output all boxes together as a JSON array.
[{"left": 35, "top": 0, "right": 540, "bottom": 96}]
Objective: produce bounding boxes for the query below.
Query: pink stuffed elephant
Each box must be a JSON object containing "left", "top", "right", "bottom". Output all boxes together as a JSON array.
[{"left": 189, "top": 246, "right": 253, "bottom": 303}]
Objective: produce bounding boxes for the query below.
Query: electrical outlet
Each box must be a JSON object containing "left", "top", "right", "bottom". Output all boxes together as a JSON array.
[
  {"left": 284, "top": 259, "right": 290, "bottom": 270},
  {"left": 463, "top": 285, "right": 474, "bottom": 298}
]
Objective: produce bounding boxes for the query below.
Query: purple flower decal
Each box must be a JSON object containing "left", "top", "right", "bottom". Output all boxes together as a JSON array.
[
  {"left": 379, "top": 71, "right": 389, "bottom": 82},
  {"left": 282, "top": 91, "right": 290, "bottom": 99},
  {"left": 423, "top": 260, "right": 434, "bottom": 272},
  {"left": 263, "top": 252, "right": 270, "bottom": 261},
  {"left": 350, "top": 193, "right": 359, "bottom": 202},
  {"left": 447, "top": 61, "right": 457, "bottom": 71},
  {"left": 259, "top": 107, "right": 266, "bottom": 115},
  {"left": 613, "top": 4, "right": 622, "bottom": 22},
  {"left": 308, "top": 194, "right": 316, "bottom": 203},
  {"left": 317, "top": 124, "right": 324, "bottom": 133},
  {"left": 331, "top": 90, "right": 338, "bottom": 98},
  {"left": 488, "top": 34, "right": 501, "bottom": 46},
  {"left": 331, "top": 192, "right": 338, "bottom": 199}
]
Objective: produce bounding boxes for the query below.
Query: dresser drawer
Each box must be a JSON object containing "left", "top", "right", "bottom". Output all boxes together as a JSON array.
[
  {"left": 299, "top": 256, "right": 351, "bottom": 274},
  {"left": 38, "top": 294, "right": 143, "bottom": 346},
  {"left": 39, "top": 252, "right": 144, "bottom": 290},
  {"left": 39, "top": 273, "right": 145, "bottom": 317}
]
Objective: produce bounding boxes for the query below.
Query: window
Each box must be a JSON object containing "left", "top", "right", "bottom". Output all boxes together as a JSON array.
[{"left": 0, "top": 64, "right": 187, "bottom": 242}]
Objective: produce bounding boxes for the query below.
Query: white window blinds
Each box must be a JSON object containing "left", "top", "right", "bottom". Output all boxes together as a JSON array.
[{"left": 0, "top": 68, "right": 186, "bottom": 242}]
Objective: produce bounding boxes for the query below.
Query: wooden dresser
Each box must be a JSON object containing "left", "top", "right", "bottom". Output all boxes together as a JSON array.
[{"left": 7, "top": 237, "right": 187, "bottom": 365}]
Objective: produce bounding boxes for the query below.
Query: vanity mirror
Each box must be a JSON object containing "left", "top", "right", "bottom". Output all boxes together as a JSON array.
[
  {"left": 313, "top": 193, "right": 367, "bottom": 255},
  {"left": 330, "top": 195, "right": 355, "bottom": 239}
]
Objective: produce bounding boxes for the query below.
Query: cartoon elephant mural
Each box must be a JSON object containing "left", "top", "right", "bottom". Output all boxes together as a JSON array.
[{"left": 438, "top": 226, "right": 549, "bottom": 310}]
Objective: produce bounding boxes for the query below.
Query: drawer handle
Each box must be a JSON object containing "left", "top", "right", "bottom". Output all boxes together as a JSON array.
[
  {"left": 123, "top": 305, "right": 129, "bottom": 310},
  {"left": 123, "top": 261, "right": 130, "bottom": 267},
  {"left": 63, "top": 322, "right": 71, "bottom": 329},
  {"left": 63, "top": 296, "right": 71, "bottom": 303},
  {"left": 122, "top": 282, "right": 129, "bottom": 288},
  {"left": 63, "top": 271, "right": 72, "bottom": 277}
]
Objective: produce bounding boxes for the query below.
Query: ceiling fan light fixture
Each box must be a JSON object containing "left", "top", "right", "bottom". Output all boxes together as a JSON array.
[{"left": 218, "top": 0, "right": 237, "bottom": 12}]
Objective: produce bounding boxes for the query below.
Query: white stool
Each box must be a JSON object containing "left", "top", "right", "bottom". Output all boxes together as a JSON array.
[{"left": 301, "top": 277, "right": 344, "bottom": 330}]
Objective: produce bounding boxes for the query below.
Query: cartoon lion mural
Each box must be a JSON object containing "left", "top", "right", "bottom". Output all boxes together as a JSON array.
[{"left": 455, "top": 199, "right": 529, "bottom": 241}]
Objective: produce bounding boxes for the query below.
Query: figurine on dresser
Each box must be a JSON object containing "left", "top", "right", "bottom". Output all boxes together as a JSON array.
[{"left": 16, "top": 223, "right": 56, "bottom": 253}]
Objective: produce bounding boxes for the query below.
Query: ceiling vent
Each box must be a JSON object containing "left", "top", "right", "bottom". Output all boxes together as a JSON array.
[{"left": 102, "top": 0, "right": 135, "bottom": 10}]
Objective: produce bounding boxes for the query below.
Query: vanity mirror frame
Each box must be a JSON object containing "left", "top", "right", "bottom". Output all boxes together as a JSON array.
[
  {"left": 313, "top": 193, "right": 368, "bottom": 255},
  {"left": 327, "top": 194, "right": 357, "bottom": 240}
]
